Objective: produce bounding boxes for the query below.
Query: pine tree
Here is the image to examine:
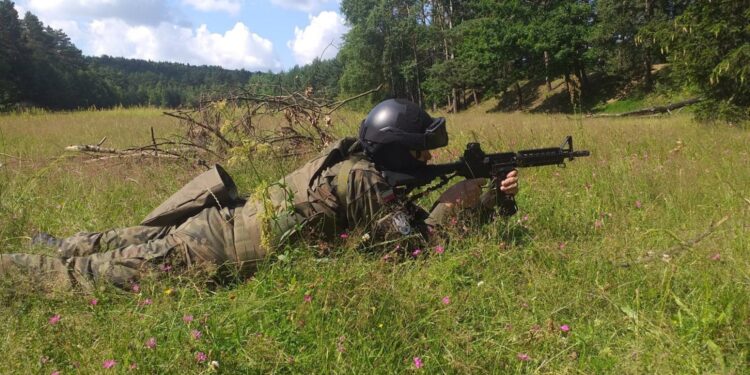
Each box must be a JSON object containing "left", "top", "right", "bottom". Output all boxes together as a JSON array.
[{"left": 0, "top": 0, "right": 25, "bottom": 107}]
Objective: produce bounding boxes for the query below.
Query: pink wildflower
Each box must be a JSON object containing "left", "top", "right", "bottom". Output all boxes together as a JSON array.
[
  {"left": 145, "top": 337, "right": 156, "bottom": 349},
  {"left": 558, "top": 242, "right": 566, "bottom": 250},
  {"left": 191, "top": 329, "right": 202, "bottom": 340},
  {"left": 339, "top": 233, "right": 349, "bottom": 239},
  {"left": 560, "top": 324, "right": 571, "bottom": 333},
  {"left": 195, "top": 352, "right": 207, "bottom": 363},
  {"left": 89, "top": 298, "right": 99, "bottom": 306},
  {"left": 103, "top": 359, "right": 116, "bottom": 369},
  {"left": 635, "top": 200, "right": 642, "bottom": 209},
  {"left": 434, "top": 245, "right": 445, "bottom": 254},
  {"left": 51, "top": 371, "right": 60, "bottom": 375},
  {"left": 48, "top": 314, "right": 61, "bottom": 325},
  {"left": 160, "top": 263, "right": 172, "bottom": 272},
  {"left": 710, "top": 253, "right": 721, "bottom": 261},
  {"left": 129, "top": 363, "right": 138, "bottom": 370},
  {"left": 183, "top": 314, "right": 194, "bottom": 324},
  {"left": 517, "top": 353, "right": 531, "bottom": 361},
  {"left": 131, "top": 283, "right": 140, "bottom": 293},
  {"left": 411, "top": 248, "right": 422, "bottom": 257},
  {"left": 594, "top": 219, "right": 603, "bottom": 229},
  {"left": 522, "top": 214, "right": 529, "bottom": 222},
  {"left": 303, "top": 294, "right": 313, "bottom": 303},
  {"left": 441, "top": 296, "right": 451, "bottom": 305},
  {"left": 140, "top": 298, "right": 152, "bottom": 306},
  {"left": 413, "top": 356, "right": 423, "bottom": 369}
]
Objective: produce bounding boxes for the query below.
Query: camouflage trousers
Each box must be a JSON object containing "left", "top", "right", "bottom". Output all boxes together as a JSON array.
[{"left": 0, "top": 205, "right": 265, "bottom": 290}]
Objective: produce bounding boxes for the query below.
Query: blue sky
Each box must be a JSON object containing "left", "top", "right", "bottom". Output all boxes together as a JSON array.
[{"left": 14, "top": 0, "right": 350, "bottom": 72}]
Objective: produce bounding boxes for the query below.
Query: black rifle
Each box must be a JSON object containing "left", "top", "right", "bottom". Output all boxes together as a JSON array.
[{"left": 382, "top": 136, "right": 590, "bottom": 216}]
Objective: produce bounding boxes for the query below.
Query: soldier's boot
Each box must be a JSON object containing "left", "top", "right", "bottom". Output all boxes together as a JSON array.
[{"left": 31, "top": 232, "right": 63, "bottom": 249}]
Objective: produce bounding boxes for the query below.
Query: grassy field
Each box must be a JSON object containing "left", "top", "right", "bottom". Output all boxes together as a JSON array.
[{"left": 0, "top": 107, "right": 748, "bottom": 374}]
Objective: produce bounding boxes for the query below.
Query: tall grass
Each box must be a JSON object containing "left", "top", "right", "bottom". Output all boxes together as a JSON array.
[{"left": 0, "top": 107, "right": 747, "bottom": 373}]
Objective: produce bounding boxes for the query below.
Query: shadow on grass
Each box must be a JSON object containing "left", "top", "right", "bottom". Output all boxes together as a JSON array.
[{"left": 487, "top": 74, "right": 630, "bottom": 114}]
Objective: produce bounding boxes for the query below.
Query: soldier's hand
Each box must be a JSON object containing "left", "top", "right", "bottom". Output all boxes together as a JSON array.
[{"left": 499, "top": 170, "right": 519, "bottom": 196}]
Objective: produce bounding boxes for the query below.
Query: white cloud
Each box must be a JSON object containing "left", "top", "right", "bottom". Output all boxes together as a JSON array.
[
  {"left": 13, "top": 3, "right": 25, "bottom": 15},
  {"left": 287, "top": 11, "right": 348, "bottom": 66},
  {"left": 47, "top": 19, "right": 84, "bottom": 41},
  {"left": 271, "top": 0, "right": 332, "bottom": 13},
  {"left": 193, "top": 23, "right": 278, "bottom": 69},
  {"left": 27, "top": 0, "right": 172, "bottom": 25},
  {"left": 88, "top": 19, "right": 281, "bottom": 71},
  {"left": 182, "top": 0, "right": 241, "bottom": 15}
]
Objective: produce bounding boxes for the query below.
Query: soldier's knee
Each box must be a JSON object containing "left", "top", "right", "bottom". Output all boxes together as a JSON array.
[{"left": 95, "top": 259, "right": 143, "bottom": 290}]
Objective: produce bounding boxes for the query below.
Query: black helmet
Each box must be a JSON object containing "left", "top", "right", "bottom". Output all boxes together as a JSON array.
[{"left": 358, "top": 99, "right": 448, "bottom": 171}]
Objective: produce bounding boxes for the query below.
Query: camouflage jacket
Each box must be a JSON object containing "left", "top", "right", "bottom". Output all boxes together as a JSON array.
[{"left": 233, "top": 138, "right": 432, "bottom": 258}]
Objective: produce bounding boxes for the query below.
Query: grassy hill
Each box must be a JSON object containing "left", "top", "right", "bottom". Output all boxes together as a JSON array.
[
  {"left": 487, "top": 65, "right": 699, "bottom": 117},
  {"left": 0, "top": 108, "right": 748, "bottom": 373}
]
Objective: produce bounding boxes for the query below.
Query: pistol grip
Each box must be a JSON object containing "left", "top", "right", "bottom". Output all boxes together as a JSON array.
[
  {"left": 494, "top": 169, "right": 518, "bottom": 217},
  {"left": 497, "top": 192, "right": 518, "bottom": 217}
]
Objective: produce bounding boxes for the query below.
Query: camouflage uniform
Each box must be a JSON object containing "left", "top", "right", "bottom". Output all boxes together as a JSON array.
[{"left": 0, "top": 139, "right": 497, "bottom": 290}]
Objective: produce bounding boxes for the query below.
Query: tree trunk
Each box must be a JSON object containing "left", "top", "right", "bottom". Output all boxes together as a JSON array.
[
  {"left": 564, "top": 73, "right": 574, "bottom": 106},
  {"left": 414, "top": 50, "right": 422, "bottom": 106},
  {"left": 643, "top": 0, "right": 654, "bottom": 91},
  {"left": 408, "top": 4, "right": 423, "bottom": 106},
  {"left": 576, "top": 66, "right": 588, "bottom": 101},
  {"left": 442, "top": 0, "right": 456, "bottom": 112},
  {"left": 579, "top": 66, "right": 589, "bottom": 89},
  {"left": 544, "top": 50, "right": 552, "bottom": 92},
  {"left": 643, "top": 56, "right": 653, "bottom": 91},
  {"left": 515, "top": 81, "right": 523, "bottom": 110},
  {"left": 592, "top": 97, "right": 703, "bottom": 117},
  {"left": 472, "top": 90, "right": 478, "bottom": 106}
]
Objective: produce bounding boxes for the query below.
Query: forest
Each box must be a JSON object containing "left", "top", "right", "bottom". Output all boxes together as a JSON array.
[
  {"left": 0, "top": 1, "right": 253, "bottom": 110},
  {"left": 0, "top": 0, "right": 748, "bottom": 122}
]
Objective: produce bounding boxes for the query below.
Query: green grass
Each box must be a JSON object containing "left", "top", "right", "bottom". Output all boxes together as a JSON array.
[
  {"left": 593, "top": 98, "right": 649, "bottom": 114},
  {"left": 0, "top": 108, "right": 748, "bottom": 373}
]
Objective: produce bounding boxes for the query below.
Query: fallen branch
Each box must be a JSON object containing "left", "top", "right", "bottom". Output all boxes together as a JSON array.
[
  {"left": 0, "top": 152, "right": 26, "bottom": 160},
  {"left": 64, "top": 144, "right": 122, "bottom": 154},
  {"left": 592, "top": 97, "right": 703, "bottom": 118},
  {"left": 84, "top": 153, "right": 179, "bottom": 163},
  {"left": 327, "top": 84, "right": 384, "bottom": 114},
  {"left": 66, "top": 141, "right": 184, "bottom": 161},
  {"left": 620, "top": 215, "right": 730, "bottom": 267},
  {"left": 66, "top": 86, "right": 382, "bottom": 165}
]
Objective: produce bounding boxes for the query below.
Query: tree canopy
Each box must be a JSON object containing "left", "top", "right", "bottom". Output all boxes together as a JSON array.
[{"left": 0, "top": 0, "right": 748, "bottom": 123}]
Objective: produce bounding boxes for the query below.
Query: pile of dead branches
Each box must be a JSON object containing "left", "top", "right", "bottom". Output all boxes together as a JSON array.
[
  {"left": 163, "top": 84, "right": 381, "bottom": 164},
  {"left": 66, "top": 84, "right": 381, "bottom": 165}
]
